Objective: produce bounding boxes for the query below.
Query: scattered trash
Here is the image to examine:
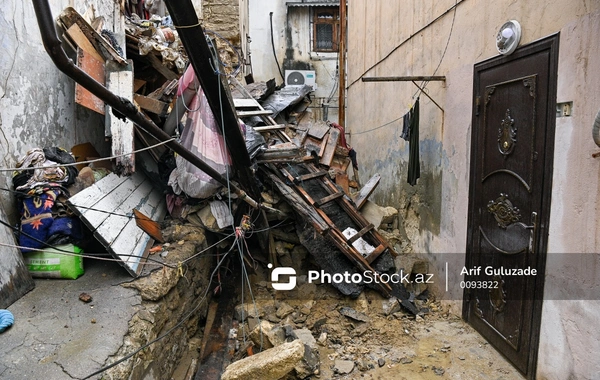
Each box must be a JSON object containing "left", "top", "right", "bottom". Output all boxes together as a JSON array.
[{"left": 79, "top": 293, "right": 93, "bottom": 303}]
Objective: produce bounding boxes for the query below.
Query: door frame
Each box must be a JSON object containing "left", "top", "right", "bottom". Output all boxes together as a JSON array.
[{"left": 463, "top": 33, "right": 560, "bottom": 379}]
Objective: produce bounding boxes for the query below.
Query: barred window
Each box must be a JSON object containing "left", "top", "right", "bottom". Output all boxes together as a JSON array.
[{"left": 313, "top": 7, "right": 338, "bottom": 52}]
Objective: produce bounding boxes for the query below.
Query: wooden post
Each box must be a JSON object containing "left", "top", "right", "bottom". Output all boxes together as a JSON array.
[{"left": 338, "top": 0, "right": 346, "bottom": 128}]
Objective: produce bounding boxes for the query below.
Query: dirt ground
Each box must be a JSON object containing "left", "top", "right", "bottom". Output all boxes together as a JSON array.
[
  {"left": 171, "top": 248, "right": 525, "bottom": 380},
  {"left": 248, "top": 277, "right": 525, "bottom": 380}
]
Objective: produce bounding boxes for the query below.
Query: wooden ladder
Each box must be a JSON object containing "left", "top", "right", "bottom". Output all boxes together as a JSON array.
[{"left": 269, "top": 162, "right": 397, "bottom": 297}]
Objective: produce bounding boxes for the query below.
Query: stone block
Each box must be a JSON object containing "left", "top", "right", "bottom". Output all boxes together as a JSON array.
[{"left": 221, "top": 340, "right": 305, "bottom": 380}]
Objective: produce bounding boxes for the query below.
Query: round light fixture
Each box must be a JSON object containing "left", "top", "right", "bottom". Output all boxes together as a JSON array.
[{"left": 496, "top": 20, "right": 522, "bottom": 55}]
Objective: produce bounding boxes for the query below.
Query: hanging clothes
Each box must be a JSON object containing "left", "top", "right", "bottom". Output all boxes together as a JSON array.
[
  {"left": 407, "top": 98, "right": 420, "bottom": 186},
  {"left": 400, "top": 111, "right": 411, "bottom": 141}
]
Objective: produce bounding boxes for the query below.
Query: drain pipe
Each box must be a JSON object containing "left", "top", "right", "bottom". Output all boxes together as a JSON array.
[{"left": 31, "top": 0, "right": 260, "bottom": 209}]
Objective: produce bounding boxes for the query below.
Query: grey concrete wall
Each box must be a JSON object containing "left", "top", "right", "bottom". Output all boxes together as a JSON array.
[
  {"left": 346, "top": 0, "right": 600, "bottom": 378},
  {"left": 0, "top": 0, "right": 113, "bottom": 223}
]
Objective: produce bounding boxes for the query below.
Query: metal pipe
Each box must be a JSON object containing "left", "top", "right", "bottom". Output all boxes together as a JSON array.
[
  {"left": 362, "top": 76, "right": 446, "bottom": 82},
  {"left": 31, "top": 0, "right": 259, "bottom": 208}
]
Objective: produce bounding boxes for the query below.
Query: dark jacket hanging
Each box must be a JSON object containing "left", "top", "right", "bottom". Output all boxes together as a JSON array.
[{"left": 407, "top": 98, "right": 420, "bottom": 186}]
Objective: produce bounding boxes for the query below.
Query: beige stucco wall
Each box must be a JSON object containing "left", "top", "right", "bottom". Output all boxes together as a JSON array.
[{"left": 347, "top": 1, "right": 600, "bottom": 379}]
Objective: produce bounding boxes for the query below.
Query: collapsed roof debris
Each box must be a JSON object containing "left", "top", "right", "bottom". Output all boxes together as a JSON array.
[{"left": 32, "top": 0, "right": 416, "bottom": 306}]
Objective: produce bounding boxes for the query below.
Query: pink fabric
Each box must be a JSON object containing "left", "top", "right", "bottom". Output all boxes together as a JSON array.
[{"left": 168, "top": 66, "right": 232, "bottom": 199}]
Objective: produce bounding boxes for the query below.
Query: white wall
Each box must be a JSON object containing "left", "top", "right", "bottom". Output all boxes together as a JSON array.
[
  {"left": 346, "top": 1, "right": 600, "bottom": 378},
  {"left": 0, "top": 0, "right": 114, "bottom": 222},
  {"left": 249, "top": 0, "right": 340, "bottom": 122}
]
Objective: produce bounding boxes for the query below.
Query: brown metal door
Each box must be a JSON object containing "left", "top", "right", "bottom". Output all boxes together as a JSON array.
[{"left": 464, "top": 35, "right": 559, "bottom": 378}]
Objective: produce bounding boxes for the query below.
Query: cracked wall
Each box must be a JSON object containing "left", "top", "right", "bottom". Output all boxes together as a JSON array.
[{"left": 0, "top": 0, "right": 112, "bottom": 223}]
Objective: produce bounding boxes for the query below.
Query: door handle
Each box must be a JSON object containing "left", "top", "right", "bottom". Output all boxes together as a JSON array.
[{"left": 525, "top": 212, "right": 538, "bottom": 254}]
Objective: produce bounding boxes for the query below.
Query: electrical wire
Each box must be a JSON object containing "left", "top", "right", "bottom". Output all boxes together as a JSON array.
[
  {"left": 347, "top": 0, "right": 464, "bottom": 90},
  {"left": 82, "top": 238, "right": 239, "bottom": 379},
  {"left": 0, "top": 138, "right": 176, "bottom": 172},
  {"left": 204, "top": 29, "right": 244, "bottom": 77},
  {"left": 269, "top": 12, "right": 285, "bottom": 82},
  {"left": 351, "top": 0, "right": 458, "bottom": 136}
]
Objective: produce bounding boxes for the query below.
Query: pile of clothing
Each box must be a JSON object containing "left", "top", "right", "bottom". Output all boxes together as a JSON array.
[{"left": 12, "top": 147, "right": 83, "bottom": 253}]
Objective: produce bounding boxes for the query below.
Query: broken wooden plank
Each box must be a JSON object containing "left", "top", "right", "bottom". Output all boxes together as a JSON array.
[
  {"left": 308, "top": 121, "right": 330, "bottom": 139},
  {"left": 336, "top": 172, "right": 350, "bottom": 194},
  {"left": 237, "top": 110, "right": 273, "bottom": 117},
  {"left": 146, "top": 53, "right": 179, "bottom": 81},
  {"left": 233, "top": 98, "right": 260, "bottom": 108},
  {"left": 0, "top": 204, "right": 34, "bottom": 309},
  {"left": 320, "top": 128, "right": 340, "bottom": 166},
  {"left": 105, "top": 60, "right": 135, "bottom": 174},
  {"left": 134, "top": 94, "right": 169, "bottom": 116},
  {"left": 252, "top": 125, "right": 286, "bottom": 132},
  {"left": 296, "top": 170, "right": 328, "bottom": 182},
  {"left": 147, "top": 78, "right": 179, "bottom": 100},
  {"left": 59, "top": 7, "right": 126, "bottom": 65},
  {"left": 352, "top": 173, "right": 381, "bottom": 210},
  {"left": 65, "top": 24, "right": 103, "bottom": 62},
  {"left": 134, "top": 79, "right": 147, "bottom": 92},
  {"left": 75, "top": 48, "right": 105, "bottom": 115}
]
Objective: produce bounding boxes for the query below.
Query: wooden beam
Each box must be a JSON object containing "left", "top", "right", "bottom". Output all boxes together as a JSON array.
[
  {"left": 146, "top": 53, "right": 179, "bottom": 81},
  {"left": 320, "top": 127, "right": 340, "bottom": 166},
  {"left": 366, "top": 244, "right": 386, "bottom": 264},
  {"left": 296, "top": 170, "right": 328, "bottom": 182},
  {"left": 352, "top": 173, "right": 381, "bottom": 210},
  {"left": 105, "top": 60, "right": 135, "bottom": 174},
  {"left": 134, "top": 94, "right": 169, "bottom": 116}
]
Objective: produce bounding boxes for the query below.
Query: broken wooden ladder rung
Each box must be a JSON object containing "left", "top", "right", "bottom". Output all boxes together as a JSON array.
[
  {"left": 316, "top": 191, "right": 344, "bottom": 206},
  {"left": 294, "top": 170, "right": 328, "bottom": 183},
  {"left": 347, "top": 223, "right": 374, "bottom": 244}
]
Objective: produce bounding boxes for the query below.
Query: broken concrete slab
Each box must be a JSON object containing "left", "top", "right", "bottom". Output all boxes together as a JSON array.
[
  {"left": 339, "top": 306, "right": 370, "bottom": 322},
  {"left": 360, "top": 200, "right": 386, "bottom": 229},
  {"left": 334, "top": 359, "right": 355, "bottom": 374},
  {"left": 249, "top": 320, "right": 286, "bottom": 349},
  {"left": 221, "top": 340, "right": 305, "bottom": 380}
]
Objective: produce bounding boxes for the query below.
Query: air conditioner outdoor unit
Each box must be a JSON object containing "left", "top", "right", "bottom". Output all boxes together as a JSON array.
[{"left": 285, "top": 70, "right": 317, "bottom": 90}]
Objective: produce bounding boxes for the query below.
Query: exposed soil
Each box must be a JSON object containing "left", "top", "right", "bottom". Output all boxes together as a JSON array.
[{"left": 238, "top": 275, "right": 524, "bottom": 380}]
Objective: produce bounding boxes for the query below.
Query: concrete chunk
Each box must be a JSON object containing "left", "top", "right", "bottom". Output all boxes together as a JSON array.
[{"left": 221, "top": 340, "right": 305, "bottom": 380}]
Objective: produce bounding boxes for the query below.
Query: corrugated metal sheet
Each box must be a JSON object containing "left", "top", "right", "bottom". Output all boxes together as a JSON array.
[{"left": 287, "top": 0, "right": 339, "bottom": 7}]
